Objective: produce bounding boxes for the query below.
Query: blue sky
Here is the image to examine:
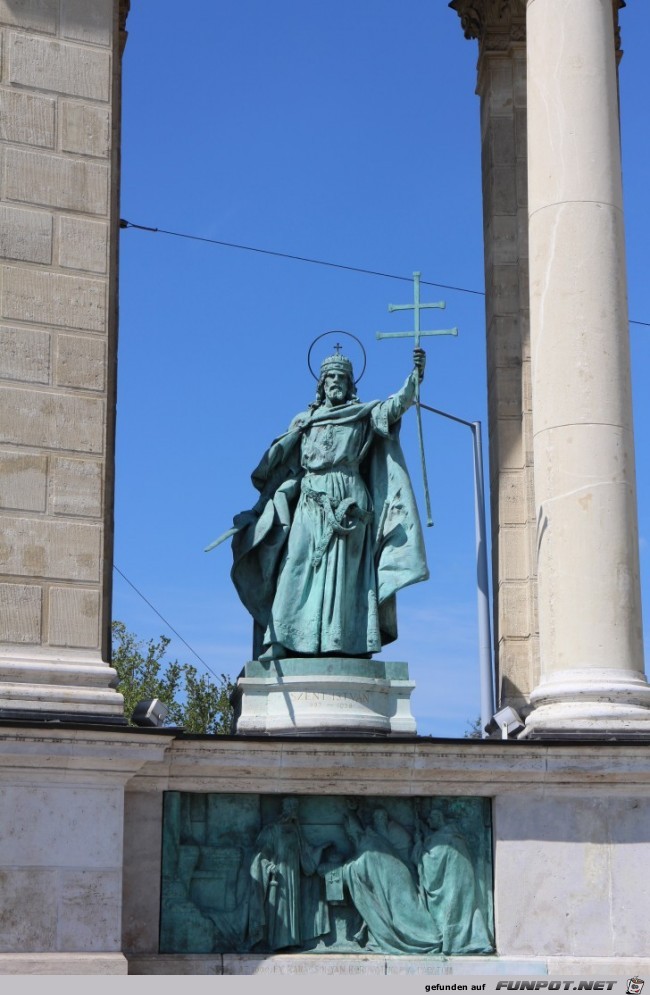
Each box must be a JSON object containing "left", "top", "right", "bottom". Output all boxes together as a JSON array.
[{"left": 114, "top": 1, "right": 650, "bottom": 738}]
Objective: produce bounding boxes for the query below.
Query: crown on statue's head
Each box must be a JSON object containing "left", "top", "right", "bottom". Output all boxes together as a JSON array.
[{"left": 319, "top": 353, "right": 354, "bottom": 379}]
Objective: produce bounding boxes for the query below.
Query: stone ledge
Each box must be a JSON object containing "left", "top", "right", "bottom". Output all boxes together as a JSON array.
[
  {"left": 0, "top": 723, "right": 172, "bottom": 780},
  {"left": 128, "top": 735, "right": 650, "bottom": 796},
  {"left": 129, "top": 953, "right": 650, "bottom": 976},
  {"left": 127, "top": 953, "right": 545, "bottom": 976},
  {"left": 0, "top": 953, "right": 127, "bottom": 975}
]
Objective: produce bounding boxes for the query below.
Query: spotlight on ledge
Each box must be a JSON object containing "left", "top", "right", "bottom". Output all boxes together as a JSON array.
[
  {"left": 131, "top": 698, "right": 169, "bottom": 728},
  {"left": 492, "top": 705, "right": 525, "bottom": 740}
]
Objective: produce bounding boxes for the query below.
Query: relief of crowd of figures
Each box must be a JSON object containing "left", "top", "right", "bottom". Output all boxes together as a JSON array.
[{"left": 160, "top": 793, "right": 494, "bottom": 956}]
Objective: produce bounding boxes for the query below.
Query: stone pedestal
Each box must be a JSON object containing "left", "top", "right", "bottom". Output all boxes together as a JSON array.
[
  {"left": 0, "top": 723, "right": 169, "bottom": 975},
  {"left": 122, "top": 735, "right": 650, "bottom": 974},
  {"left": 232, "top": 658, "right": 417, "bottom": 736}
]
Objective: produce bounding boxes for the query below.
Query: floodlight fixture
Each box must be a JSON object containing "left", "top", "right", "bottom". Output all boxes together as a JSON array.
[
  {"left": 492, "top": 705, "right": 525, "bottom": 740},
  {"left": 131, "top": 698, "right": 169, "bottom": 728}
]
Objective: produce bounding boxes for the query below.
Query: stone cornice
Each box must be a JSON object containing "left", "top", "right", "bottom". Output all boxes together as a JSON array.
[
  {"left": 0, "top": 725, "right": 172, "bottom": 784},
  {"left": 129, "top": 736, "right": 650, "bottom": 796}
]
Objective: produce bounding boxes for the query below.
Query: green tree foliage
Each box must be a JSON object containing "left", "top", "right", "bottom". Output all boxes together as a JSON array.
[
  {"left": 111, "top": 621, "right": 235, "bottom": 734},
  {"left": 463, "top": 715, "right": 483, "bottom": 739}
]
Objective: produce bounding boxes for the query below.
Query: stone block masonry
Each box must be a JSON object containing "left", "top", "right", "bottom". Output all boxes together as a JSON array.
[
  {"left": 8, "top": 32, "right": 111, "bottom": 100},
  {"left": 0, "top": 0, "right": 124, "bottom": 721},
  {"left": 4, "top": 148, "right": 109, "bottom": 214},
  {"left": 451, "top": 1, "right": 538, "bottom": 715}
]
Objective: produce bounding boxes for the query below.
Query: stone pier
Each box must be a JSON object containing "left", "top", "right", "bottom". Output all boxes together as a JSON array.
[
  {"left": 0, "top": 0, "right": 127, "bottom": 721},
  {"left": 450, "top": 0, "right": 538, "bottom": 717},
  {"left": 452, "top": 0, "right": 650, "bottom": 735}
]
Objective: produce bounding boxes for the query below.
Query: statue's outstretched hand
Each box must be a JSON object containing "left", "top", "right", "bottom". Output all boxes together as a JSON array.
[
  {"left": 233, "top": 510, "right": 258, "bottom": 529},
  {"left": 414, "top": 347, "right": 426, "bottom": 382}
]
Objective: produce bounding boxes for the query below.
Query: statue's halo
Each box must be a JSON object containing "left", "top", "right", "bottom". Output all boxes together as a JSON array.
[{"left": 307, "top": 330, "right": 367, "bottom": 384}]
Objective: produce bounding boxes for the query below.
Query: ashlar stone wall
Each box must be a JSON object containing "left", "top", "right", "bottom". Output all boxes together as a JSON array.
[
  {"left": 0, "top": 0, "right": 125, "bottom": 720},
  {"left": 450, "top": 0, "right": 538, "bottom": 715}
]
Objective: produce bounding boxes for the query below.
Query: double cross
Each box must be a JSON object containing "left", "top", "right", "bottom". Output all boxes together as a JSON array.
[{"left": 377, "top": 272, "right": 458, "bottom": 526}]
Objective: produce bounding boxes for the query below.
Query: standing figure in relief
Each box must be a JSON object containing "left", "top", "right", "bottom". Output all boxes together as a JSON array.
[
  {"left": 231, "top": 347, "right": 429, "bottom": 661},
  {"left": 248, "top": 797, "right": 329, "bottom": 951},
  {"left": 412, "top": 802, "right": 494, "bottom": 955}
]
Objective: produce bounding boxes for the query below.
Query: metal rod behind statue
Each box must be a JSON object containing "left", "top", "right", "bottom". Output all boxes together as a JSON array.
[{"left": 420, "top": 403, "right": 495, "bottom": 737}]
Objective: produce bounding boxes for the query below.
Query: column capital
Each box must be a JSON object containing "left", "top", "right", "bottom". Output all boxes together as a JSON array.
[
  {"left": 449, "top": 0, "right": 526, "bottom": 49},
  {"left": 449, "top": 1, "right": 624, "bottom": 57}
]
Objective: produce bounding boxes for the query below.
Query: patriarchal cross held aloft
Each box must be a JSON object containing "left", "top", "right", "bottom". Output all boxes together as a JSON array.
[{"left": 377, "top": 271, "right": 458, "bottom": 527}]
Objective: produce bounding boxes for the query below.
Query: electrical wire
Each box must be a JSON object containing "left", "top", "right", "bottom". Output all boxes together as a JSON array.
[
  {"left": 113, "top": 563, "right": 223, "bottom": 681},
  {"left": 120, "top": 219, "right": 485, "bottom": 297},
  {"left": 120, "top": 218, "right": 650, "bottom": 327},
  {"left": 113, "top": 220, "right": 650, "bottom": 682}
]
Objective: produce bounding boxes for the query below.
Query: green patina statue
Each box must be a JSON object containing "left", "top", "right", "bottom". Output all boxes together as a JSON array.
[
  {"left": 230, "top": 346, "right": 429, "bottom": 661},
  {"left": 159, "top": 792, "right": 494, "bottom": 957}
]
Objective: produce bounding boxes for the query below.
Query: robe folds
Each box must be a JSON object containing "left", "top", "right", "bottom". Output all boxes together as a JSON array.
[
  {"left": 342, "top": 827, "right": 442, "bottom": 955},
  {"left": 415, "top": 825, "right": 494, "bottom": 955},
  {"left": 248, "top": 818, "right": 329, "bottom": 951},
  {"left": 231, "top": 373, "right": 429, "bottom": 658}
]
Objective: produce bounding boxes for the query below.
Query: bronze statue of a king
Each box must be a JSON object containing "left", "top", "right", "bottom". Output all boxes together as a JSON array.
[{"left": 230, "top": 346, "right": 429, "bottom": 664}]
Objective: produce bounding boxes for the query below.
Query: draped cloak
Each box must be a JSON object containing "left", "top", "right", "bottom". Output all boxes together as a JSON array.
[
  {"left": 342, "top": 827, "right": 442, "bottom": 955},
  {"left": 415, "top": 825, "right": 494, "bottom": 955},
  {"left": 248, "top": 818, "right": 329, "bottom": 951},
  {"left": 231, "top": 373, "right": 429, "bottom": 658}
]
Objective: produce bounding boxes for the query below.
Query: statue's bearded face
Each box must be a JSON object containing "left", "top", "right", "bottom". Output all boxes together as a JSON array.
[{"left": 323, "top": 370, "right": 349, "bottom": 406}]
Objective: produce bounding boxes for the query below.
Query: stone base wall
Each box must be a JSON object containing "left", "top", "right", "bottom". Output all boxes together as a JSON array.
[
  {"left": 0, "top": 724, "right": 169, "bottom": 970},
  {"left": 123, "top": 736, "right": 650, "bottom": 970},
  {"left": 0, "top": 729, "right": 648, "bottom": 974}
]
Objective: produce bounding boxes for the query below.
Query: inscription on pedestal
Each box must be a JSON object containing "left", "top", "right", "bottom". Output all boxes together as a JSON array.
[{"left": 293, "top": 691, "right": 371, "bottom": 709}]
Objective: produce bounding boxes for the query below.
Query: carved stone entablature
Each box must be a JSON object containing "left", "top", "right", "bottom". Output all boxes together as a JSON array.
[
  {"left": 449, "top": 0, "right": 526, "bottom": 49},
  {"left": 451, "top": 0, "right": 624, "bottom": 57},
  {"left": 613, "top": 0, "right": 626, "bottom": 62},
  {"left": 119, "top": 0, "right": 131, "bottom": 55}
]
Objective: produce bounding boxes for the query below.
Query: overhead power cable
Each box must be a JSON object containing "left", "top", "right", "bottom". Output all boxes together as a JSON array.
[
  {"left": 113, "top": 563, "right": 222, "bottom": 681},
  {"left": 120, "top": 219, "right": 484, "bottom": 297},
  {"left": 120, "top": 218, "right": 650, "bottom": 328}
]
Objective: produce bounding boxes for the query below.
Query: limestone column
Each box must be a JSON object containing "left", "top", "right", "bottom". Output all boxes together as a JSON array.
[
  {"left": 0, "top": 0, "right": 127, "bottom": 721},
  {"left": 525, "top": 0, "right": 650, "bottom": 735},
  {"left": 450, "top": 0, "right": 539, "bottom": 716}
]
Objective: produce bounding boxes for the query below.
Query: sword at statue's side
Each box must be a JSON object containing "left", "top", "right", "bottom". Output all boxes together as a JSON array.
[
  {"left": 205, "top": 509, "right": 259, "bottom": 552},
  {"left": 376, "top": 271, "right": 458, "bottom": 528},
  {"left": 204, "top": 526, "right": 240, "bottom": 553}
]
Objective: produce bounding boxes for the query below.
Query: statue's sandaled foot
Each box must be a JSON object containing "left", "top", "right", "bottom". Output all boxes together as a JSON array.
[{"left": 258, "top": 643, "right": 288, "bottom": 662}]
